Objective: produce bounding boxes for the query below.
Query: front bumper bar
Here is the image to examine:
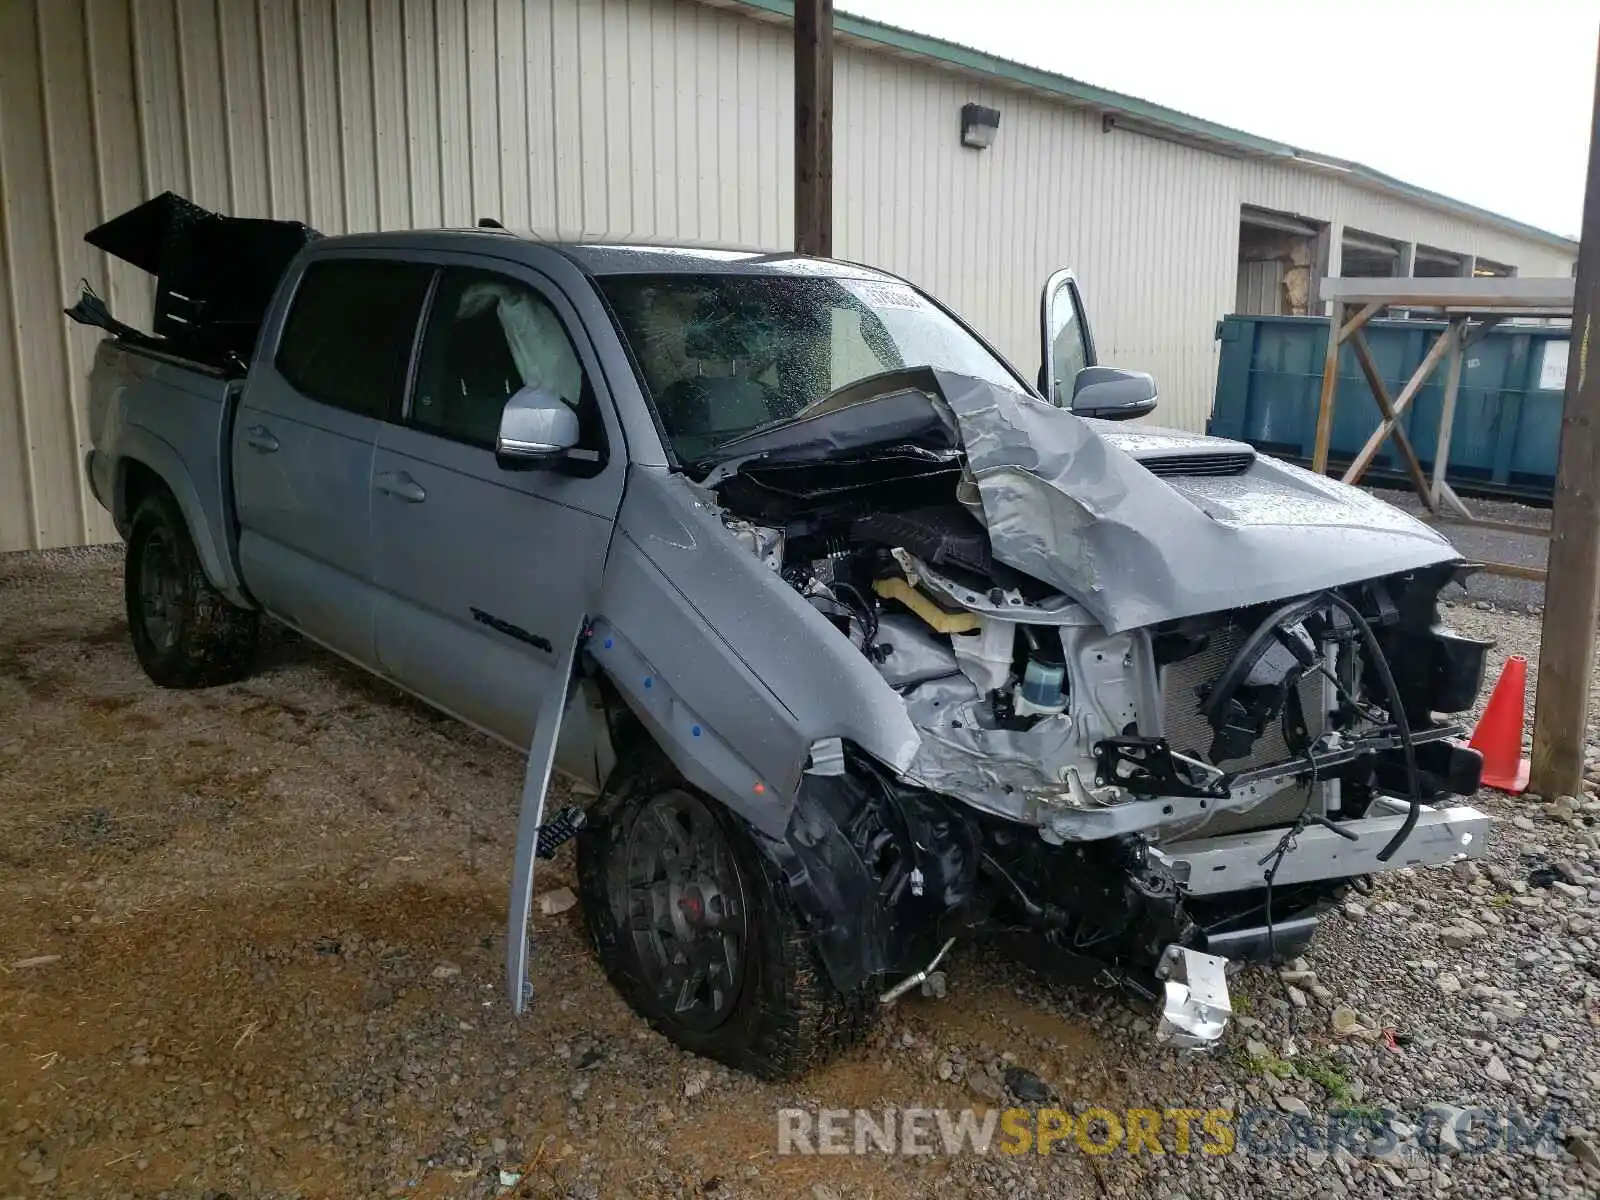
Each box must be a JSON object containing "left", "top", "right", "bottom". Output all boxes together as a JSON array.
[{"left": 1154, "top": 800, "right": 1489, "bottom": 897}]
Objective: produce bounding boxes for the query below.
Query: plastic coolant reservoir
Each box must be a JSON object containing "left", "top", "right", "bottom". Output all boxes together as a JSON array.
[{"left": 1015, "top": 658, "right": 1067, "bottom": 717}]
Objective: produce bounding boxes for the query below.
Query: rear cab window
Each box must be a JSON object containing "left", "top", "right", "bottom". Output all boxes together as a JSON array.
[{"left": 274, "top": 259, "right": 434, "bottom": 419}]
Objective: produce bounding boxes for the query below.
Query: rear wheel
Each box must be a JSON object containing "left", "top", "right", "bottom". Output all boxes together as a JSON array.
[
  {"left": 125, "top": 491, "right": 259, "bottom": 687},
  {"left": 577, "top": 782, "right": 874, "bottom": 1079}
]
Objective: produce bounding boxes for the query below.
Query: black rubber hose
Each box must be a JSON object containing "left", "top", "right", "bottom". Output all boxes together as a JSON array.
[
  {"left": 1322, "top": 591, "right": 1421, "bottom": 863},
  {"left": 1199, "top": 593, "right": 1329, "bottom": 727}
]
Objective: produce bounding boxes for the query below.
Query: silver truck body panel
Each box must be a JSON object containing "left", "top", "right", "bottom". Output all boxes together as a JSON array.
[
  {"left": 599, "top": 466, "right": 920, "bottom": 836},
  {"left": 505, "top": 616, "right": 586, "bottom": 1013},
  {"left": 85, "top": 341, "right": 250, "bottom": 606},
  {"left": 233, "top": 385, "right": 382, "bottom": 663},
  {"left": 359, "top": 247, "right": 629, "bottom": 748},
  {"left": 1156, "top": 800, "right": 1489, "bottom": 895},
  {"left": 937, "top": 374, "right": 1460, "bottom": 634}
]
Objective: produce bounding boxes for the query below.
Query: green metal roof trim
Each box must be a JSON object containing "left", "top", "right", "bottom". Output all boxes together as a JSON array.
[{"left": 727, "top": 0, "right": 1577, "bottom": 252}]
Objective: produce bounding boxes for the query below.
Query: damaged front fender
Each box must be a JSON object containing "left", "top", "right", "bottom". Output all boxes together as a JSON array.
[
  {"left": 756, "top": 750, "right": 982, "bottom": 992},
  {"left": 938, "top": 373, "right": 1461, "bottom": 633},
  {"left": 595, "top": 465, "right": 921, "bottom": 835}
]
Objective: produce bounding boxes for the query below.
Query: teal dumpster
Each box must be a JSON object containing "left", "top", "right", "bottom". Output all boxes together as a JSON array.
[{"left": 1208, "top": 313, "right": 1569, "bottom": 503}]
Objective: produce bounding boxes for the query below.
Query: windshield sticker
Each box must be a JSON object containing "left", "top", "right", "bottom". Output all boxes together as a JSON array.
[{"left": 845, "top": 280, "right": 930, "bottom": 311}]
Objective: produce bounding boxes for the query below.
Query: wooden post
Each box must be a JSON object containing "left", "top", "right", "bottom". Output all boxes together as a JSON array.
[
  {"left": 1311, "top": 301, "right": 1343, "bottom": 474},
  {"left": 794, "top": 0, "right": 833, "bottom": 257},
  {"left": 1429, "top": 318, "right": 1465, "bottom": 512},
  {"left": 1531, "top": 36, "right": 1600, "bottom": 799}
]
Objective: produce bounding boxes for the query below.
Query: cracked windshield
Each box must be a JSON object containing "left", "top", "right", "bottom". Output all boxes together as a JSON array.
[{"left": 601, "top": 272, "right": 1022, "bottom": 462}]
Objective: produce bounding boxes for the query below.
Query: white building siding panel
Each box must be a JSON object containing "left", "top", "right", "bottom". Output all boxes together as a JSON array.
[
  {"left": 0, "top": 0, "right": 1578, "bottom": 551},
  {"left": 0, "top": 0, "right": 790, "bottom": 551},
  {"left": 832, "top": 48, "right": 1243, "bottom": 432}
]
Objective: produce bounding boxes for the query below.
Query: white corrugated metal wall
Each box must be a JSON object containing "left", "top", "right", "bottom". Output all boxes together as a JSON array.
[
  {"left": 0, "top": 0, "right": 1578, "bottom": 551},
  {"left": 830, "top": 54, "right": 1243, "bottom": 421},
  {"left": 0, "top": 0, "right": 795, "bottom": 552},
  {"left": 826, "top": 44, "right": 1577, "bottom": 425}
]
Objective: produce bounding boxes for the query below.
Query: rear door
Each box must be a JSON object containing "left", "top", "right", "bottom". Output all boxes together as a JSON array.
[
  {"left": 370, "top": 259, "right": 626, "bottom": 748},
  {"left": 233, "top": 257, "right": 433, "bottom": 664},
  {"left": 1039, "top": 268, "right": 1096, "bottom": 406}
]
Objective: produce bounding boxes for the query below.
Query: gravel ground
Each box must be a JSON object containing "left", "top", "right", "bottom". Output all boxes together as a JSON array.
[{"left": 4, "top": 548, "right": 1600, "bottom": 1199}]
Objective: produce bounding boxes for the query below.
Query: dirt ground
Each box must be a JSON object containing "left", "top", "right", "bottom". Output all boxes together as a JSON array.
[
  {"left": 7, "top": 547, "right": 1598, "bottom": 1200},
  {"left": 1, "top": 548, "right": 1139, "bottom": 1199}
]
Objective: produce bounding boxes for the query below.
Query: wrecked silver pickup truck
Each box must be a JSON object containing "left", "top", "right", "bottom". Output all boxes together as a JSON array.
[{"left": 74, "top": 196, "right": 1490, "bottom": 1079}]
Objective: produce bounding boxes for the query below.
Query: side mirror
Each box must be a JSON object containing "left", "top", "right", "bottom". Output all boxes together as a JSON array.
[
  {"left": 1071, "top": 366, "right": 1158, "bottom": 421},
  {"left": 496, "top": 386, "right": 580, "bottom": 468}
]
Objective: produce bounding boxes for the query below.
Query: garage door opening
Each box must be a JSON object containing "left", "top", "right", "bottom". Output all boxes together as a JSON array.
[
  {"left": 1235, "top": 205, "right": 1321, "bottom": 316},
  {"left": 1341, "top": 228, "right": 1403, "bottom": 278},
  {"left": 1414, "top": 244, "right": 1471, "bottom": 277}
]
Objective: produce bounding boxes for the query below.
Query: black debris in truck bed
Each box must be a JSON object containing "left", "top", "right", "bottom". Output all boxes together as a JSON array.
[{"left": 80, "top": 192, "right": 319, "bottom": 370}]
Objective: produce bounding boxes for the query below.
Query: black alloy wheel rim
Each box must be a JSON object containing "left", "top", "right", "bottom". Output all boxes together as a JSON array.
[
  {"left": 138, "top": 525, "right": 183, "bottom": 652},
  {"left": 620, "top": 790, "right": 749, "bottom": 1031}
]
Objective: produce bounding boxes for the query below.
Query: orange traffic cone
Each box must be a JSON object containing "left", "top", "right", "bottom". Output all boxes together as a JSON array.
[{"left": 1469, "top": 655, "right": 1531, "bottom": 794}]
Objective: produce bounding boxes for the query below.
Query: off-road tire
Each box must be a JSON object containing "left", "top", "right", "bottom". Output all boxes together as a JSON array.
[
  {"left": 125, "top": 491, "right": 259, "bottom": 687},
  {"left": 577, "top": 781, "right": 876, "bottom": 1079}
]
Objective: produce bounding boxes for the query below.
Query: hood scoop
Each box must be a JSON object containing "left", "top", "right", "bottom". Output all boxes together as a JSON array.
[{"left": 1135, "top": 447, "right": 1256, "bottom": 478}]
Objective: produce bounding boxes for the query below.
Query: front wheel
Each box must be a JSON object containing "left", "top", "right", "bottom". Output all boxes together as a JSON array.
[
  {"left": 576, "top": 783, "right": 874, "bottom": 1079},
  {"left": 125, "top": 491, "right": 259, "bottom": 687}
]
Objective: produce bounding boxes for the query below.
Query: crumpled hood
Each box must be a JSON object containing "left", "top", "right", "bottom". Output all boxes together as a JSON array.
[
  {"left": 709, "top": 369, "right": 1459, "bottom": 632},
  {"left": 943, "top": 375, "right": 1457, "bottom": 630}
]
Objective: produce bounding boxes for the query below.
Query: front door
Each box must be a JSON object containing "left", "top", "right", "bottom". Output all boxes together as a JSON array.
[
  {"left": 370, "top": 260, "right": 626, "bottom": 748},
  {"left": 1039, "top": 268, "right": 1096, "bottom": 407},
  {"left": 234, "top": 257, "right": 434, "bottom": 664}
]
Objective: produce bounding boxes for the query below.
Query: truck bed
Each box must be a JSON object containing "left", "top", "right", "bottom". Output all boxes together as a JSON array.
[{"left": 86, "top": 337, "right": 247, "bottom": 604}]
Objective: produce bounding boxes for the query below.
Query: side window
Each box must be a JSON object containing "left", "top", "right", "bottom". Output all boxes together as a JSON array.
[
  {"left": 274, "top": 260, "right": 434, "bottom": 418},
  {"left": 1048, "top": 284, "right": 1089, "bottom": 405},
  {"left": 410, "top": 268, "right": 594, "bottom": 451}
]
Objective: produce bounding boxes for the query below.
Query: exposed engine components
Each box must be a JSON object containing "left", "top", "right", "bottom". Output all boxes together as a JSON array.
[
  {"left": 722, "top": 518, "right": 785, "bottom": 573},
  {"left": 713, "top": 497, "right": 1485, "bottom": 862}
]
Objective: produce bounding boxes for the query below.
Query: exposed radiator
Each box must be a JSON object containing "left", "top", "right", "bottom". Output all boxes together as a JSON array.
[{"left": 1157, "top": 624, "right": 1326, "bottom": 840}]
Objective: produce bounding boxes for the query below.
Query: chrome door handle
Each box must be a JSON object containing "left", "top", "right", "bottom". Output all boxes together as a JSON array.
[
  {"left": 243, "top": 425, "right": 279, "bottom": 453},
  {"left": 375, "top": 471, "right": 426, "bottom": 503}
]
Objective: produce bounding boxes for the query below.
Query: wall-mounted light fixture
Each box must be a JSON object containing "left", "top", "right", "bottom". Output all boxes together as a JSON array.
[{"left": 960, "top": 103, "right": 1000, "bottom": 150}]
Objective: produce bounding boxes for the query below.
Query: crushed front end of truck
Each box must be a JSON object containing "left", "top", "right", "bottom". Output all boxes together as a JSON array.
[{"left": 692, "top": 367, "right": 1491, "bottom": 1046}]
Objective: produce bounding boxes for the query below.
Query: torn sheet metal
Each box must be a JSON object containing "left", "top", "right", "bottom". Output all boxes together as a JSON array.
[
  {"left": 871, "top": 613, "right": 961, "bottom": 688},
  {"left": 931, "top": 371, "right": 1458, "bottom": 633},
  {"left": 899, "top": 675, "right": 1084, "bottom": 822},
  {"left": 709, "top": 369, "right": 1457, "bottom": 635},
  {"left": 1154, "top": 945, "right": 1232, "bottom": 1049}
]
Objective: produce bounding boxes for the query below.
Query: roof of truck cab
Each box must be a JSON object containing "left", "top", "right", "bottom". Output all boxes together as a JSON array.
[
  {"left": 552, "top": 242, "right": 894, "bottom": 280},
  {"left": 308, "top": 229, "right": 897, "bottom": 281}
]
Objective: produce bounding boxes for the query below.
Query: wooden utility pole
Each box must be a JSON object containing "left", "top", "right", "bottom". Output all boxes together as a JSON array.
[
  {"left": 794, "top": 0, "right": 833, "bottom": 257},
  {"left": 1530, "top": 35, "right": 1600, "bottom": 798}
]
